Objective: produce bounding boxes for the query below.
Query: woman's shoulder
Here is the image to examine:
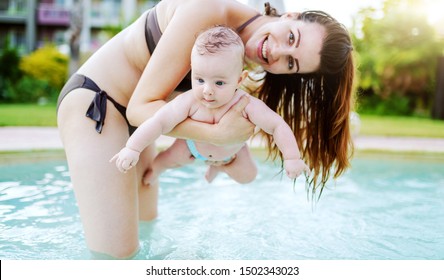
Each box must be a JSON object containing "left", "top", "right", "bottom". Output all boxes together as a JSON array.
[
  {"left": 160, "top": 0, "right": 256, "bottom": 26},
  {"left": 156, "top": 0, "right": 227, "bottom": 32}
]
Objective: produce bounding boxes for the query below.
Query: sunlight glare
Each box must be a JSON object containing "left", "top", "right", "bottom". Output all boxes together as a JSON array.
[{"left": 424, "top": 0, "right": 444, "bottom": 25}]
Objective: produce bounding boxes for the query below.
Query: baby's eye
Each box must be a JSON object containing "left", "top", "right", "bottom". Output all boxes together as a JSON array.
[
  {"left": 289, "top": 31, "right": 295, "bottom": 45},
  {"left": 215, "top": 81, "right": 225, "bottom": 86},
  {"left": 197, "top": 78, "right": 204, "bottom": 84},
  {"left": 288, "top": 56, "right": 294, "bottom": 70}
]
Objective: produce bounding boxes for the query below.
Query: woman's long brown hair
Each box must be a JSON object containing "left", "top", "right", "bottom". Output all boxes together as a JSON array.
[{"left": 255, "top": 7, "right": 356, "bottom": 199}]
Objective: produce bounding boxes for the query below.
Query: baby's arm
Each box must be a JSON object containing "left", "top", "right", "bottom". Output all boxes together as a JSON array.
[
  {"left": 111, "top": 93, "right": 194, "bottom": 172},
  {"left": 244, "top": 97, "right": 310, "bottom": 179},
  {"left": 127, "top": 93, "right": 194, "bottom": 151}
]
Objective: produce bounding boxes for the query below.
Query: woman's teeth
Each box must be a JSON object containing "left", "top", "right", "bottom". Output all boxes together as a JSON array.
[{"left": 262, "top": 39, "right": 268, "bottom": 62}]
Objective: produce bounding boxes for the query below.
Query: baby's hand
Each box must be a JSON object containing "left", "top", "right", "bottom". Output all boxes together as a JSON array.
[
  {"left": 110, "top": 147, "right": 140, "bottom": 173},
  {"left": 284, "top": 158, "right": 311, "bottom": 179}
]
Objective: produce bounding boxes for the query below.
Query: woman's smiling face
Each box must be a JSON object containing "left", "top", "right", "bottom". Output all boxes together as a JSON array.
[{"left": 244, "top": 15, "right": 326, "bottom": 74}]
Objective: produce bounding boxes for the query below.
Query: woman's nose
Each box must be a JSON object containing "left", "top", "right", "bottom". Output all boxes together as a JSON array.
[{"left": 270, "top": 44, "right": 291, "bottom": 62}]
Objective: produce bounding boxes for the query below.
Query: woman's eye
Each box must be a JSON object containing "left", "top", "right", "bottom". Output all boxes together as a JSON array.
[
  {"left": 289, "top": 31, "right": 295, "bottom": 45},
  {"left": 215, "top": 81, "right": 225, "bottom": 86},
  {"left": 288, "top": 57, "right": 294, "bottom": 70}
]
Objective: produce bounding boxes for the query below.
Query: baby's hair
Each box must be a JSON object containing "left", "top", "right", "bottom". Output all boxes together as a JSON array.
[{"left": 193, "top": 26, "right": 244, "bottom": 64}]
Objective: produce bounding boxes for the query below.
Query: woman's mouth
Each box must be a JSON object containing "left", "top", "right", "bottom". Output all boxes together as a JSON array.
[{"left": 258, "top": 37, "right": 269, "bottom": 63}]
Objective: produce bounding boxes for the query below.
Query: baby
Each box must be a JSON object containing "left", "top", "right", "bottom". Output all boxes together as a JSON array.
[{"left": 111, "top": 26, "right": 310, "bottom": 184}]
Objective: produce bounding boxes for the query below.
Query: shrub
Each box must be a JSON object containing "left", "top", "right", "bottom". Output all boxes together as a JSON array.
[
  {"left": 0, "top": 39, "right": 23, "bottom": 102},
  {"left": 19, "top": 45, "right": 68, "bottom": 89},
  {"left": 0, "top": 44, "right": 22, "bottom": 83},
  {"left": 357, "top": 91, "right": 412, "bottom": 116},
  {"left": 13, "top": 76, "right": 59, "bottom": 103}
]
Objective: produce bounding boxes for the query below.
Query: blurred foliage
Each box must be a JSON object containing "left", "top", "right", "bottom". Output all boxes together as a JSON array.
[
  {"left": 353, "top": 0, "right": 444, "bottom": 116},
  {"left": 0, "top": 37, "right": 23, "bottom": 102},
  {"left": 0, "top": 38, "right": 22, "bottom": 83},
  {"left": 102, "top": 23, "right": 125, "bottom": 37},
  {"left": 8, "top": 76, "right": 59, "bottom": 103},
  {"left": 20, "top": 45, "right": 68, "bottom": 89},
  {"left": 1, "top": 44, "right": 68, "bottom": 103}
]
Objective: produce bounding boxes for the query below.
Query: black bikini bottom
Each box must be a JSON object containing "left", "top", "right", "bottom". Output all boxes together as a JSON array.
[{"left": 57, "top": 74, "right": 137, "bottom": 135}]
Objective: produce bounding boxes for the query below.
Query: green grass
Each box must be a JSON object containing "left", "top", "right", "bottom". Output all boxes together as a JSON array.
[
  {"left": 359, "top": 114, "right": 444, "bottom": 138},
  {"left": 1, "top": 104, "right": 444, "bottom": 138},
  {"left": 0, "top": 103, "right": 57, "bottom": 127}
]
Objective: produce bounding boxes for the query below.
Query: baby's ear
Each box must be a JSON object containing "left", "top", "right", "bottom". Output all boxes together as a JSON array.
[{"left": 238, "top": 70, "right": 249, "bottom": 84}]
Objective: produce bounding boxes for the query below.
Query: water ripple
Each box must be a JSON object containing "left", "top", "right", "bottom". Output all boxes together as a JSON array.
[{"left": 1, "top": 155, "right": 443, "bottom": 259}]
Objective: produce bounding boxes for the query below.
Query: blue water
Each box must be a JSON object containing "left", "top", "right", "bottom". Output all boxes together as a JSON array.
[{"left": 1, "top": 151, "right": 443, "bottom": 260}]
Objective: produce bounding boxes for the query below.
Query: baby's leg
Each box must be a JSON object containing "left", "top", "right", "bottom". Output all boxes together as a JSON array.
[
  {"left": 205, "top": 165, "right": 220, "bottom": 183},
  {"left": 144, "top": 139, "right": 195, "bottom": 184},
  {"left": 210, "top": 145, "right": 257, "bottom": 184}
]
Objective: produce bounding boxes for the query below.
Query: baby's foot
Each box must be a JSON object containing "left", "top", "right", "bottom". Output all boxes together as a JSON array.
[{"left": 143, "top": 168, "right": 159, "bottom": 186}]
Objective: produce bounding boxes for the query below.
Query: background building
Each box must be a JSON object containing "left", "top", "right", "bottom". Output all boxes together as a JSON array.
[
  {"left": 247, "top": 0, "right": 285, "bottom": 14},
  {"left": 0, "top": 0, "right": 160, "bottom": 54}
]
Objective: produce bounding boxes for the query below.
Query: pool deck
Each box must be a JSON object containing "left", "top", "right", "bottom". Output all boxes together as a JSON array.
[{"left": 1, "top": 126, "right": 444, "bottom": 153}]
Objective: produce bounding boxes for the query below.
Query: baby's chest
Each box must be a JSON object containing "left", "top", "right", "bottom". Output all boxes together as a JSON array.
[{"left": 190, "top": 107, "right": 228, "bottom": 124}]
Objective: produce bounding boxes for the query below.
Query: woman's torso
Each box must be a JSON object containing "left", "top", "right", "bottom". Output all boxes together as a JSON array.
[{"left": 76, "top": 0, "right": 258, "bottom": 107}]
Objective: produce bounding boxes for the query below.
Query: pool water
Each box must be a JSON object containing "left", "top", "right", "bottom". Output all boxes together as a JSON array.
[{"left": 1, "top": 152, "right": 443, "bottom": 260}]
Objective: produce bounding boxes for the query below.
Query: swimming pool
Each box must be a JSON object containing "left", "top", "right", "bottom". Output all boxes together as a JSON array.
[{"left": 1, "top": 151, "right": 443, "bottom": 260}]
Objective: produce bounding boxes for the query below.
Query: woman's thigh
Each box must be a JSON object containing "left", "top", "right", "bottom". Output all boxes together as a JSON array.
[{"left": 57, "top": 89, "right": 145, "bottom": 258}]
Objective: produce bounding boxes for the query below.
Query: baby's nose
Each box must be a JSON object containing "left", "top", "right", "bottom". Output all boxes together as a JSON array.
[{"left": 203, "top": 85, "right": 214, "bottom": 95}]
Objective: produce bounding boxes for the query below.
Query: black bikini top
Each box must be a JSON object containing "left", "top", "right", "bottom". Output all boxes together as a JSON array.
[
  {"left": 145, "top": 7, "right": 260, "bottom": 54},
  {"left": 236, "top": 14, "right": 261, "bottom": 33}
]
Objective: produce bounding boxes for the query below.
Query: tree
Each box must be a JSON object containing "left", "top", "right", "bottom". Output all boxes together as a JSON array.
[
  {"left": 68, "top": 0, "right": 83, "bottom": 77},
  {"left": 353, "top": 0, "right": 444, "bottom": 115},
  {"left": 0, "top": 38, "right": 22, "bottom": 102}
]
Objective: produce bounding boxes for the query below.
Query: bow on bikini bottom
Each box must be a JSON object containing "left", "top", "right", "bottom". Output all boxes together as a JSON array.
[{"left": 57, "top": 74, "right": 137, "bottom": 135}]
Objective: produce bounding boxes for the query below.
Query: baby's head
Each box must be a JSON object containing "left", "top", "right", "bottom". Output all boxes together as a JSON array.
[
  {"left": 192, "top": 26, "right": 245, "bottom": 70},
  {"left": 191, "top": 26, "right": 247, "bottom": 108}
]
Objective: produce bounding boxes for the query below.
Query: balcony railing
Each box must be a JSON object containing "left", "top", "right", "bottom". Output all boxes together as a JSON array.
[
  {"left": 37, "top": 3, "right": 70, "bottom": 26},
  {"left": 0, "top": 0, "right": 27, "bottom": 15}
]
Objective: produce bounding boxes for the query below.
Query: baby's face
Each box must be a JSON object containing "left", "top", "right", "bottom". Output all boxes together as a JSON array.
[{"left": 191, "top": 50, "right": 243, "bottom": 109}]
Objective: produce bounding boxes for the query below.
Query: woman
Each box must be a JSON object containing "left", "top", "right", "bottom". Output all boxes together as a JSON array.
[{"left": 57, "top": 0, "right": 355, "bottom": 258}]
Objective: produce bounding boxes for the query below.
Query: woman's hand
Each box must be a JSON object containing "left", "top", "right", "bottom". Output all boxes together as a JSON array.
[{"left": 212, "top": 95, "right": 255, "bottom": 146}]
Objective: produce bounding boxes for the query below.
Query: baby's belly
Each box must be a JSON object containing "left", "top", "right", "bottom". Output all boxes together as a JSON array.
[{"left": 192, "top": 142, "right": 243, "bottom": 161}]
